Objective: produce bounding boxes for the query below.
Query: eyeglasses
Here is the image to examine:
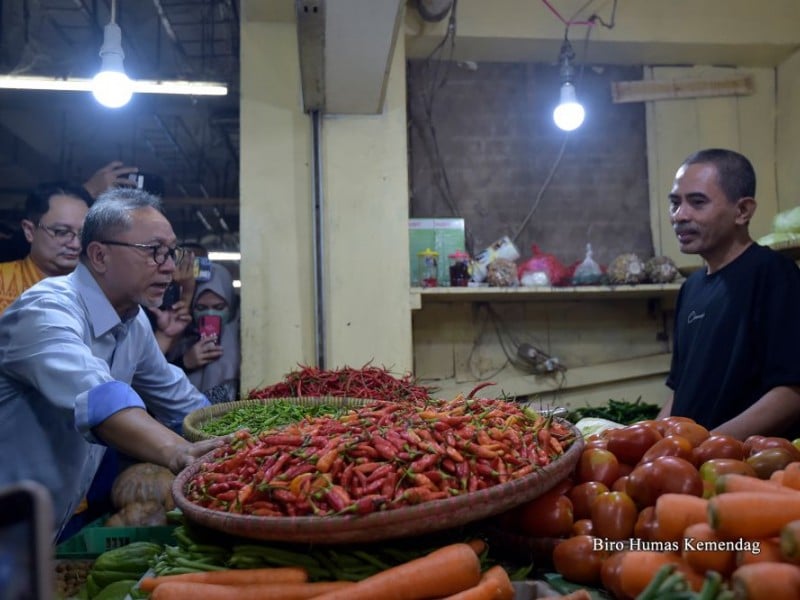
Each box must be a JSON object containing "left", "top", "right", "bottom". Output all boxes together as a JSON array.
[
  {"left": 99, "top": 240, "right": 186, "bottom": 266},
  {"left": 38, "top": 222, "right": 82, "bottom": 242}
]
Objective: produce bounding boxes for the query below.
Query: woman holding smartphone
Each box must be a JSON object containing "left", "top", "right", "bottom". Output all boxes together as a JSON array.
[{"left": 169, "top": 262, "right": 240, "bottom": 403}]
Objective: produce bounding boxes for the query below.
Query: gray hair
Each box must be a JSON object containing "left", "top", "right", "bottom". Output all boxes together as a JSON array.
[{"left": 80, "top": 188, "right": 164, "bottom": 255}]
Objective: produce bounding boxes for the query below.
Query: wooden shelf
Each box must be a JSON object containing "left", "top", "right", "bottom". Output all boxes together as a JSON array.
[{"left": 410, "top": 283, "right": 682, "bottom": 307}]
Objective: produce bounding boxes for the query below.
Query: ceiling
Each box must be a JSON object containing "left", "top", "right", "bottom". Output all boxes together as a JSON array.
[{"left": 0, "top": 0, "right": 241, "bottom": 247}]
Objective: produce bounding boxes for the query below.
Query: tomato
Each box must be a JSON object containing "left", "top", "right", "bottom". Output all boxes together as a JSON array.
[
  {"left": 746, "top": 447, "right": 797, "bottom": 479},
  {"left": 639, "top": 435, "right": 694, "bottom": 464},
  {"left": 590, "top": 491, "right": 638, "bottom": 540},
  {"left": 664, "top": 421, "right": 710, "bottom": 448},
  {"left": 601, "top": 551, "right": 630, "bottom": 600},
  {"left": 516, "top": 489, "right": 574, "bottom": 537},
  {"left": 625, "top": 455, "right": 702, "bottom": 507},
  {"left": 552, "top": 535, "right": 609, "bottom": 586},
  {"left": 606, "top": 424, "right": 663, "bottom": 465},
  {"left": 698, "top": 458, "right": 757, "bottom": 494},
  {"left": 633, "top": 505, "right": 659, "bottom": 541},
  {"left": 568, "top": 481, "right": 609, "bottom": 520},
  {"left": 692, "top": 434, "right": 745, "bottom": 463},
  {"left": 793, "top": 438, "right": 800, "bottom": 454},
  {"left": 744, "top": 436, "right": 800, "bottom": 461},
  {"left": 617, "top": 462, "right": 635, "bottom": 478},
  {"left": 612, "top": 475, "right": 629, "bottom": 492},
  {"left": 572, "top": 518, "right": 594, "bottom": 536},
  {"left": 583, "top": 434, "right": 608, "bottom": 450},
  {"left": 576, "top": 448, "right": 620, "bottom": 487}
]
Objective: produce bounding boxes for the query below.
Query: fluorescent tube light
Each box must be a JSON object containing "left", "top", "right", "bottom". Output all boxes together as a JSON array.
[
  {"left": 207, "top": 251, "right": 241, "bottom": 261},
  {"left": 0, "top": 75, "right": 227, "bottom": 96}
]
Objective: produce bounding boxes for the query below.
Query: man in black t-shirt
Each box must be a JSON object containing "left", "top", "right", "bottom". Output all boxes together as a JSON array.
[{"left": 657, "top": 148, "right": 800, "bottom": 439}]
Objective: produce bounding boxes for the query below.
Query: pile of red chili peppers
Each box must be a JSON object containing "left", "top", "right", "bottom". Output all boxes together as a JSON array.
[
  {"left": 183, "top": 397, "right": 575, "bottom": 517},
  {"left": 248, "top": 364, "right": 434, "bottom": 404}
]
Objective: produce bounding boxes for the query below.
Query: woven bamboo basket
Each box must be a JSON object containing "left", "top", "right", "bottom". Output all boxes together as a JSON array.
[
  {"left": 182, "top": 396, "right": 373, "bottom": 442},
  {"left": 173, "top": 419, "right": 584, "bottom": 544}
]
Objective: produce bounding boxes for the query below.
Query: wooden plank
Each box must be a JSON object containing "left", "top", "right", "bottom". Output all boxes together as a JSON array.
[{"left": 612, "top": 75, "right": 754, "bottom": 104}]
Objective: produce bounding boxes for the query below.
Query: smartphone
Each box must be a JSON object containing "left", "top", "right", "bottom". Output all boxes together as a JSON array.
[
  {"left": 194, "top": 256, "right": 212, "bottom": 282},
  {"left": 198, "top": 314, "right": 222, "bottom": 339},
  {"left": 0, "top": 480, "right": 54, "bottom": 600},
  {"left": 127, "top": 172, "right": 165, "bottom": 196},
  {"left": 159, "top": 281, "right": 181, "bottom": 310}
]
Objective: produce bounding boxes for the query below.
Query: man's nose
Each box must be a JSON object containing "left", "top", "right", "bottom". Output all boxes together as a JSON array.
[{"left": 671, "top": 202, "right": 690, "bottom": 222}]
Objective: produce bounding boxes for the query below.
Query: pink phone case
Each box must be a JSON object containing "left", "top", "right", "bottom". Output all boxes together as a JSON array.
[{"left": 198, "top": 315, "right": 222, "bottom": 338}]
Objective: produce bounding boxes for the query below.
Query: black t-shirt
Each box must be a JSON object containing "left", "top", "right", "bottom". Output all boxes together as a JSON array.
[{"left": 667, "top": 243, "right": 800, "bottom": 433}]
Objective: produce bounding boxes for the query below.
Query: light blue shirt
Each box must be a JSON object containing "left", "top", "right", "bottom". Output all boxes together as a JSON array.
[{"left": 0, "top": 262, "right": 209, "bottom": 536}]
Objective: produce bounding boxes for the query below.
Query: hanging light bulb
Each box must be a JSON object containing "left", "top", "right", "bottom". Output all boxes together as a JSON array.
[
  {"left": 552, "top": 37, "right": 585, "bottom": 132},
  {"left": 92, "top": 0, "right": 133, "bottom": 108}
]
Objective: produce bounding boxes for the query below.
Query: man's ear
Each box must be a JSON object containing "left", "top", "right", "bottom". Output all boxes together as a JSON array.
[
  {"left": 21, "top": 219, "right": 35, "bottom": 244},
  {"left": 735, "top": 196, "right": 757, "bottom": 226},
  {"left": 85, "top": 241, "right": 109, "bottom": 273}
]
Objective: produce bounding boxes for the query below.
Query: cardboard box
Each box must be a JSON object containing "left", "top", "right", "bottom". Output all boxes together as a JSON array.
[{"left": 409, "top": 218, "right": 466, "bottom": 286}]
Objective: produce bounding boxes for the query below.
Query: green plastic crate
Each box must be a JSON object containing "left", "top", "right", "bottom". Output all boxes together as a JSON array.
[{"left": 56, "top": 518, "right": 175, "bottom": 559}]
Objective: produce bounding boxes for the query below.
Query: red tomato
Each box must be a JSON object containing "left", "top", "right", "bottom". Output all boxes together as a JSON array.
[
  {"left": 552, "top": 535, "right": 609, "bottom": 586},
  {"left": 625, "top": 455, "right": 703, "bottom": 508},
  {"left": 612, "top": 475, "right": 629, "bottom": 492},
  {"left": 590, "top": 491, "right": 638, "bottom": 540},
  {"left": 692, "top": 434, "right": 745, "bottom": 463},
  {"left": 744, "top": 436, "right": 800, "bottom": 461},
  {"left": 617, "top": 462, "right": 635, "bottom": 477},
  {"left": 601, "top": 552, "right": 630, "bottom": 600},
  {"left": 633, "top": 505, "right": 659, "bottom": 541},
  {"left": 568, "top": 481, "right": 609, "bottom": 520},
  {"left": 606, "top": 424, "right": 663, "bottom": 465},
  {"left": 572, "top": 518, "right": 594, "bottom": 536},
  {"left": 746, "top": 448, "right": 797, "bottom": 479},
  {"left": 664, "top": 421, "right": 710, "bottom": 448},
  {"left": 516, "top": 489, "right": 574, "bottom": 537},
  {"left": 640, "top": 435, "right": 695, "bottom": 464},
  {"left": 576, "top": 448, "right": 620, "bottom": 488}
]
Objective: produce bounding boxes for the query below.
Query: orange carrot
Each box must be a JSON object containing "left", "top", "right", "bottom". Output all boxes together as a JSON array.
[
  {"left": 736, "top": 537, "right": 783, "bottom": 566},
  {"left": 681, "top": 521, "right": 736, "bottom": 577},
  {"left": 782, "top": 462, "right": 800, "bottom": 490},
  {"left": 139, "top": 566, "right": 308, "bottom": 592},
  {"left": 731, "top": 562, "right": 800, "bottom": 600},
  {"left": 716, "top": 473, "right": 800, "bottom": 495},
  {"left": 618, "top": 551, "right": 681, "bottom": 598},
  {"left": 149, "top": 580, "right": 354, "bottom": 600},
  {"left": 709, "top": 492, "right": 800, "bottom": 539},
  {"left": 439, "top": 566, "right": 514, "bottom": 600},
  {"left": 771, "top": 470, "right": 786, "bottom": 485},
  {"left": 653, "top": 493, "right": 708, "bottom": 542},
  {"left": 780, "top": 520, "right": 800, "bottom": 563},
  {"left": 465, "top": 538, "right": 488, "bottom": 556},
  {"left": 538, "top": 592, "right": 591, "bottom": 600},
  {"left": 309, "top": 542, "right": 482, "bottom": 600}
]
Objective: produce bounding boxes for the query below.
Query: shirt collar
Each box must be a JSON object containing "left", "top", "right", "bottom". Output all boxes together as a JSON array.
[{"left": 72, "top": 262, "right": 139, "bottom": 338}]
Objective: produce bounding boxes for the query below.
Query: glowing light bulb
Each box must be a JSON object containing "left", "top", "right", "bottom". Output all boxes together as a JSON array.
[
  {"left": 91, "top": 22, "right": 133, "bottom": 109},
  {"left": 553, "top": 82, "right": 585, "bottom": 132}
]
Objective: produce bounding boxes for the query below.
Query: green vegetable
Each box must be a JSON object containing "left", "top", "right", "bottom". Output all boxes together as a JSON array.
[
  {"left": 198, "top": 399, "right": 352, "bottom": 436},
  {"left": 774, "top": 205, "right": 800, "bottom": 234},
  {"left": 91, "top": 580, "right": 137, "bottom": 600},
  {"left": 565, "top": 397, "right": 660, "bottom": 425},
  {"left": 92, "top": 541, "right": 162, "bottom": 574}
]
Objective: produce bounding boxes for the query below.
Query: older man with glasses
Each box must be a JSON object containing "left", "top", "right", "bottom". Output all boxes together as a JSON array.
[
  {"left": 0, "top": 182, "right": 92, "bottom": 314},
  {"left": 0, "top": 188, "right": 218, "bottom": 539}
]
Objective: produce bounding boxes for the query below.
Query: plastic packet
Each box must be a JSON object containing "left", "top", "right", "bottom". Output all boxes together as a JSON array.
[{"left": 571, "top": 244, "right": 603, "bottom": 285}]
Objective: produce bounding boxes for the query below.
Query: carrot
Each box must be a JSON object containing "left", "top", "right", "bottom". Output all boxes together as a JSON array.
[
  {"left": 716, "top": 473, "right": 800, "bottom": 495},
  {"left": 309, "top": 543, "right": 481, "bottom": 600},
  {"left": 781, "top": 462, "right": 800, "bottom": 490},
  {"left": 709, "top": 492, "right": 800, "bottom": 539},
  {"left": 731, "top": 562, "right": 800, "bottom": 600},
  {"left": 653, "top": 494, "right": 708, "bottom": 542},
  {"left": 618, "top": 551, "right": 681, "bottom": 598},
  {"left": 737, "top": 537, "right": 783, "bottom": 566},
  {"left": 780, "top": 520, "right": 800, "bottom": 563},
  {"left": 439, "top": 565, "right": 514, "bottom": 600},
  {"left": 149, "top": 580, "right": 354, "bottom": 600},
  {"left": 538, "top": 592, "right": 591, "bottom": 600},
  {"left": 771, "top": 469, "right": 786, "bottom": 485},
  {"left": 465, "top": 538, "right": 488, "bottom": 556},
  {"left": 681, "top": 521, "right": 737, "bottom": 577},
  {"left": 139, "top": 566, "right": 308, "bottom": 592}
]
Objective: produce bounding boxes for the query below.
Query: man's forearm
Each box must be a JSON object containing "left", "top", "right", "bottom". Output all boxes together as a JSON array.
[{"left": 712, "top": 385, "right": 800, "bottom": 440}]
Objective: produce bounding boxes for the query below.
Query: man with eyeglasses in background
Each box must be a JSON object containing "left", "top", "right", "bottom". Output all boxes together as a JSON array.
[
  {"left": 0, "top": 187, "right": 217, "bottom": 540},
  {"left": 0, "top": 182, "right": 92, "bottom": 314}
]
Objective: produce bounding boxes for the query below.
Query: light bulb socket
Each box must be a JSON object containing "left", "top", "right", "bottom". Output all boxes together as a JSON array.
[
  {"left": 557, "top": 38, "right": 576, "bottom": 85},
  {"left": 99, "top": 23, "right": 125, "bottom": 71}
]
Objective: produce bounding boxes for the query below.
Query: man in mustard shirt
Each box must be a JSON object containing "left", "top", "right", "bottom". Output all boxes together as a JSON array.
[{"left": 0, "top": 182, "right": 93, "bottom": 314}]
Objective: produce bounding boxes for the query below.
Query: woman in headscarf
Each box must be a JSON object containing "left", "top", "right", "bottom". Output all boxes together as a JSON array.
[{"left": 170, "top": 262, "right": 240, "bottom": 403}]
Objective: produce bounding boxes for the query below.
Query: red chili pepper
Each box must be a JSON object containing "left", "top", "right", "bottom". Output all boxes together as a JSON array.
[
  {"left": 467, "top": 381, "right": 497, "bottom": 399},
  {"left": 325, "top": 485, "right": 352, "bottom": 512},
  {"left": 410, "top": 453, "right": 439, "bottom": 473}
]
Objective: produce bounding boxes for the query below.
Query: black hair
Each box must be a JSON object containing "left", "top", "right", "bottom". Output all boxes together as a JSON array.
[
  {"left": 681, "top": 148, "right": 756, "bottom": 203},
  {"left": 23, "top": 181, "right": 93, "bottom": 223}
]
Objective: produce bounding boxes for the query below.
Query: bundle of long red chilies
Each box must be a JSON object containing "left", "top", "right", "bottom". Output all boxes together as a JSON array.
[
  {"left": 247, "top": 364, "right": 434, "bottom": 404},
  {"left": 183, "top": 397, "right": 575, "bottom": 517}
]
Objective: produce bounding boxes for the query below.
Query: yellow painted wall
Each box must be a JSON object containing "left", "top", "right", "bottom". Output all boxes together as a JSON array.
[{"left": 777, "top": 49, "right": 800, "bottom": 211}]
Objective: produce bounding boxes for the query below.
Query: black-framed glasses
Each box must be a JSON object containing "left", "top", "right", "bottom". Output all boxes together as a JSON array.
[
  {"left": 99, "top": 240, "right": 186, "bottom": 266},
  {"left": 38, "top": 222, "right": 82, "bottom": 242}
]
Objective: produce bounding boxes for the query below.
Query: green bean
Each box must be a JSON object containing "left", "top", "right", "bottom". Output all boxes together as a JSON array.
[{"left": 198, "top": 400, "right": 352, "bottom": 436}]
